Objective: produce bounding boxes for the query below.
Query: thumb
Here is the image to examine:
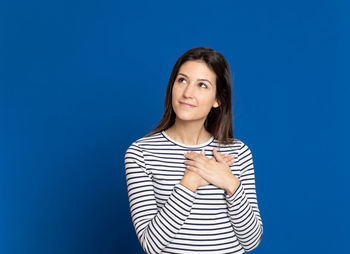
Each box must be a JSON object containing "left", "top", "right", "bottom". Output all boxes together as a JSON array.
[{"left": 213, "top": 148, "right": 224, "bottom": 162}]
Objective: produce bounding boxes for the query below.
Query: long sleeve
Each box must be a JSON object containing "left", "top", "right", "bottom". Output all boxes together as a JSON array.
[
  {"left": 225, "top": 142, "right": 263, "bottom": 251},
  {"left": 125, "top": 142, "right": 197, "bottom": 254}
]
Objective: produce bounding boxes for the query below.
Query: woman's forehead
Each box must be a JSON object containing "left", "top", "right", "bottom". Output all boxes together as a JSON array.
[{"left": 178, "top": 60, "right": 216, "bottom": 82}]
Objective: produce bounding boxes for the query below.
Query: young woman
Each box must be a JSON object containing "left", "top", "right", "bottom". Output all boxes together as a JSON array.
[{"left": 125, "top": 47, "right": 263, "bottom": 254}]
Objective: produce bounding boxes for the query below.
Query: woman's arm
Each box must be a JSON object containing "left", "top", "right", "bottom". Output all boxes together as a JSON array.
[
  {"left": 125, "top": 142, "right": 197, "bottom": 254},
  {"left": 184, "top": 141, "right": 263, "bottom": 251},
  {"left": 225, "top": 142, "right": 263, "bottom": 251}
]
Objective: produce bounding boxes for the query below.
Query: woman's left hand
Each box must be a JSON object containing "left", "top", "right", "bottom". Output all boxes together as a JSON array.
[{"left": 184, "top": 148, "right": 240, "bottom": 196}]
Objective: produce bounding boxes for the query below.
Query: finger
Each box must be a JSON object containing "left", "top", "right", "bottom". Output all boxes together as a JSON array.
[
  {"left": 217, "top": 153, "right": 233, "bottom": 166},
  {"left": 186, "top": 165, "right": 200, "bottom": 174},
  {"left": 230, "top": 155, "right": 235, "bottom": 165},
  {"left": 185, "top": 151, "right": 207, "bottom": 161},
  {"left": 221, "top": 154, "right": 228, "bottom": 158},
  {"left": 201, "top": 149, "right": 205, "bottom": 155},
  {"left": 221, "top": 154, "right": 230, "bottom": 162},
  {"left": 222, "top": 155, "right": 233, "bottom": 166},
  {"left": 228, "top": 158, "right": 234, "bottom": 166},
  {"left": 184, "top": 151, "right": 199, "bottom": 158},
  {"left": 213, "top": 148, "right": 224, "bottom": 163},
  {"left": 223, "top": 158, "right": 230, "bottom": 165},
  {"left": 184, "top": 160, "right": 201, "bottom": 168}
]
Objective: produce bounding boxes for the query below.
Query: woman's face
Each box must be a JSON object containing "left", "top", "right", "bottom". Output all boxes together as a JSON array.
[{"left": 172, "top": 60, "right": 220, "bottom": 123}]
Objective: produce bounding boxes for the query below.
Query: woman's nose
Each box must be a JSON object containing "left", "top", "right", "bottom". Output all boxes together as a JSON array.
[{"left": 183, "top": 83, "right": 194, "bottom": 98}]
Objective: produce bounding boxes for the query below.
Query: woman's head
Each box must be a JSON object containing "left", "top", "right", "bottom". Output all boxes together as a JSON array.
[
  {"left": 148, "top": 47, "right": 234, "bottom": 144},
  {"left": 171, "top": 59, "right": 220, "bottom": 124}
]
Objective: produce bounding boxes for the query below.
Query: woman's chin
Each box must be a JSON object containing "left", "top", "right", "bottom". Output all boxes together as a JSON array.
[{"left": 175, "top": 114, "right": 205, "bottom": 122}]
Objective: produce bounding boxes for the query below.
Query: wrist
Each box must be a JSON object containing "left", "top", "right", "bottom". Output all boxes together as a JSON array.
[
  {"left": 225, "top": 177, "right": 240, "bottom": 196},
  {"left": 180, "top": 178, "right": 198, "bottom": 193}
]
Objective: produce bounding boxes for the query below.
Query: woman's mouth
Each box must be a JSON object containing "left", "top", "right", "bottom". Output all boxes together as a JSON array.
[{"left": 179, "top": 102, "right": 196, "bottom": 108}]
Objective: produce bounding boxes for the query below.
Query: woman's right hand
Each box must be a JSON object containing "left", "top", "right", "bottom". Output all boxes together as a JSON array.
[
  {"left": 180, "top": 169, "right": 209, "bottom": 192},
  {"left": 221, "top": 153, "right": 235, "bottom": 166},
  {"left": 180, "top": 150, "right": 209, "bottom": 192},
  {"left": 180, "top": 150, "right": 235, "bottom": 192}
]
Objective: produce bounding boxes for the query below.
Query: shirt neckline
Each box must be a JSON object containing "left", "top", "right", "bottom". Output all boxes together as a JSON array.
[{"left": 161, "top": 130, "right": 214, "bottom": 148}]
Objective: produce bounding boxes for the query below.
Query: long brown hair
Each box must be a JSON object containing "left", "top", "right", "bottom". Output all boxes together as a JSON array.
[{"left": 146, "top": 47, "right": 234, "bottom": 145}]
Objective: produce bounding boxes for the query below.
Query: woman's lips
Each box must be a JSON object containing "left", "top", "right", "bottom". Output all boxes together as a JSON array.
[{"left": 179, "top": 102, "right": 196, "bottom": 108}]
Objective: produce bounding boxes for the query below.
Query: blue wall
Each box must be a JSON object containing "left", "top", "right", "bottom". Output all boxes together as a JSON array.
[{"left": 1, "top": 0, "right": 349, "bottom": 253}]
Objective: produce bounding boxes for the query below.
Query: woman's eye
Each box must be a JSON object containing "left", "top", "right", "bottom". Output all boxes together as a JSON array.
[
  {"left": 177, "top": 78, "right": 186, "bottom": 84},
  {"left": 199, "top": 83, "right": 208, "bottom": 88}
]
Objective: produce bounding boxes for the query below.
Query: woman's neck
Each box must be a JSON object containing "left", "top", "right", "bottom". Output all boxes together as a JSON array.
[{"left": 165, "top": 119, "right": 212, "bottom": 146}]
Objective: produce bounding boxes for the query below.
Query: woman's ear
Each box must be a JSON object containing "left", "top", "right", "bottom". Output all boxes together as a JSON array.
[{"left": 213, "top": 98, "right": 221, "bottom": 108}]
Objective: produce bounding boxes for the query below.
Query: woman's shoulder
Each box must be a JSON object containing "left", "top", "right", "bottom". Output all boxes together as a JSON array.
[
  {"left": 125, "top": 131, "right": 164, "bottom": 153},
  {"left": 213, "top": 137, "right": 250, "bottom": 153},
  {"left": 132, "top": 131, "right": 164, "bottom": 145}
]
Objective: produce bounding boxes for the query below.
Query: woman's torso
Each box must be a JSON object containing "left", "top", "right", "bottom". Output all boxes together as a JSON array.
[{"left": 137, "top": 131, "right": 246, "bottom": 254}]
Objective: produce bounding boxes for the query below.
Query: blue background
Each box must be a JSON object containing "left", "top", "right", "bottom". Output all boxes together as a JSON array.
[{"left": 1, "top": 0, "right": 349, "bottom": 253}]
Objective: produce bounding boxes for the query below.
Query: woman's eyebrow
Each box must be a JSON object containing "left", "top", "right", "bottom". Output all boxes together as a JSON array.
[
  {"left": 197, "top": 78, "right": 212, "bottom": 86},
  {"left": 178, "top": 73, "right": 213, "bottom": 86},
  {"left": 178, "top": 73, "right": 189, "bottom": 78}
]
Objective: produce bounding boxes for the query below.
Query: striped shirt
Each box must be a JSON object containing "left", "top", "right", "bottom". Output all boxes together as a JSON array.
[{"left": 124, "top": 131, "right": 263, "bottom": 254}]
